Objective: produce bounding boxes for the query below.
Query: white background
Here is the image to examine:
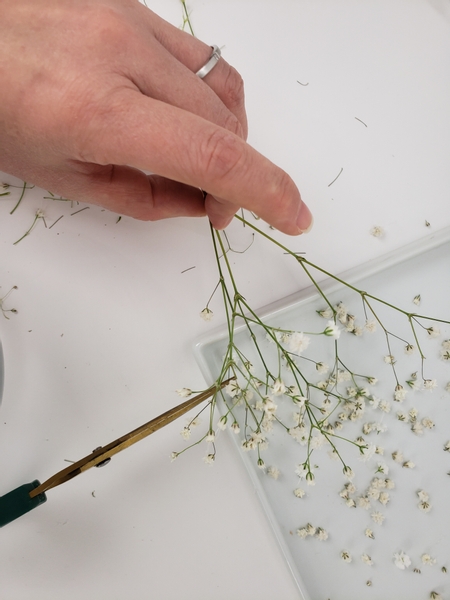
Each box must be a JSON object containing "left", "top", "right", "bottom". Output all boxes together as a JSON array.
[{"left": 1, "top": 1, "right": 449, "bottom": 598}]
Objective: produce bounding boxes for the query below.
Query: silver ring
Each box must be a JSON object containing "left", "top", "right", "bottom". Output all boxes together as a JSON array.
[{"left": 196, "top": 45, "right": 221, "bottom": 79}]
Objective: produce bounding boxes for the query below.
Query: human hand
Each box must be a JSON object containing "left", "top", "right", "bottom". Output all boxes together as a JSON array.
[{"left": 0, "top": 0, "right": 312, "bottom": 235}]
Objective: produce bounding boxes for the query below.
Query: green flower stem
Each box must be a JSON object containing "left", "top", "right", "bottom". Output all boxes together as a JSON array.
[
  {"left": 13, "top": 211, "right": 43, "bottom": 245},
  {"left": 234, "top": 214, "right": 450, "bottom": 326},
  {"left": 180, "top": 0, "right": 195, "bottom": 35},
  {"left": 10, "top": 181, "right": 32, "bottom": 215}
]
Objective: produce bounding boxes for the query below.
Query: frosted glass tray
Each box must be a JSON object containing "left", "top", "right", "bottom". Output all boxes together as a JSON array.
[{"left": 194, "top": 227, "right": 450, "bottom": 600}]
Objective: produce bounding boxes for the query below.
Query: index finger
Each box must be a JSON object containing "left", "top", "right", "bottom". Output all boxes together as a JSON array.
[{"left": 83, "top": 90, "right": 312, "bottom": 235}]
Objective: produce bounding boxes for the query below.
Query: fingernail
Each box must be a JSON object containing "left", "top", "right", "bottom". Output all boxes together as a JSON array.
[{"left": 296, "top": 203, "right": 313, "bottom": 234}]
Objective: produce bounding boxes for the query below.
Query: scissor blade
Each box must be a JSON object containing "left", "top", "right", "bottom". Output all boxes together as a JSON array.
[{"left": 29, "top": 377, "right": 233, "bottom": 498}]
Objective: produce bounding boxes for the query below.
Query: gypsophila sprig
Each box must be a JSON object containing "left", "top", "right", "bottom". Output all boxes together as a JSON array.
[
  {"left": 176, "top": 216, "right": 450, "bottom": 487},
  {"left": 0, "top": 286, "right": 18, "bottom": 319},
  {"left": 171, "top": 210, "right": 450, "bottom": 595}
]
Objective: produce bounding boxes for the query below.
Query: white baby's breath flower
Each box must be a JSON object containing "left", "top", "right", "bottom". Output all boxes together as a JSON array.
[
  {"left": 440, "top": 348, "right": 450, "bottom": 361},
  {"left": 403, "top": 460, "right": 415, "bottom": 469},
  {"left": 418, "top": 501, "right": 432, "bottom": 513},
  {"left": 394, "top": 551, "right": 411, "bottom": 570},
  {"left": 417, "top": 490, "right": 429, "bottom": 502},
  {"left": 225, "top": 380, "right": 240, "bottom": 398},
  {"left": 374, "top": 422, "right": 387, "bottom": 434},
  {"left": 305, "top": 523, "right": 316, "bottom": 536},
  {"left": 295, "top": 464, "right": 309, "bottom": 479},
  {"left": 267, "top": 466, "right": 280, "bottom": 480},
  {"left": 423, "top": 379, "right": 437, "bottom": 391},
  {"left": 231, "top": 421, "right": 240, "bottom": 434},
  {"left": 358, "top": 496, "right": 371, "bottom": 510},
  {"left": 421, "top": 554, "right": 436, "bottom": 566},
  {"left": 409, "top": 407, "right": 419, "bottom": 421},
  {"left": 176, "top": 387, "right": 192, "bottom": 398},
  {"left": 171, "top": 452, "right": 178, "bottom": 462},
  {"left": 378, "top": 400, "right": 391, "bottom": 413},
  {"left": 336, "top": 302, "right": 347, "bottom": 322},
  {"left": 293, "top": 488, "right": 306, "bottom": 498},
  {"left": 413, "top": 294, "right": 421, "bottom": 306},
  {"left": 324, "top": 320, "right": 341, "bottom": 339},
  {"left": 392, "top": 450, "right": 404, "bottom": 463},
  {"left": 340, "top": 551, "right": 352, "bottom": 563},
  {"left": 315, "top": 527, "right": 329, "bottom": 541},
  {"left": 412, "top": 422, "right": 424, "bottom": 435},
  {"left": 427, "top": 326, "right": 440, "bottom": 338},
  {"left": 385, "top": 479, "right": 395, "bottom": 490},
  {"left": 384, "top": 354, "right": 395, "bottom": 364},
  {"left": 365, "top": 528, "right": 375, "bottom": 539},
  {"left": 337, "top": 369, "right": 352, "bottom": 382},
  {"left": 361, "top": 554, "right": 374, "bottom": 566},
  {"left": 317, "top": 307, "right": 333, "bottom": 319},
  {"left": 288, "top": 331, "right": 311, "bottom": 354},
  {"left": 257, "top": 458, "right": 266, "bottom": 470},
  {"left": 370, "top": 226, "right": 384, "bottom": 238},
  {"left": 422, "top": 417, "right": 435, "bottom": 430},
  {"left": 365, "top": 320, "right": 377, "bottom": 333},
  {"left": 371, "top": 511, "right": 385, "bottom": 525},
  {"left": 200, "top": 307, "right": 213, "bottom": 321},
  {"left": 316, "top": 362, "right": 329, "bottom": 374},
  {"left": 430, "top": 592, "right": 443, "bottom": 600},
  {"left": 205, "top": 431, "right": 215, "bottom": 443},
  {"left": 343, "top": 466, "right": 355, "bottom": 481},
  {"left": 263, "top": 398, "right": 277, "bottom": 416},
  {"left": 288, "top": 427, "right": 308, "bottom": 444},
  {"left": 394, "top": 385, "right": 407, "bottom": 402},
  {"left": 379, "top": 492, "right": 390, "bottom": 506},
  {"left": 217, "top": 416, "right": 227, "bottom": 431},
  {"left": 181, "top": 427, "right": 191, "bottom": 440},
  {"left": 271, "top": 379, "right": 286, "bottom": 396},
  {"left": 405, "top": 344, "right": 415, "bottom": 355},
  {"left": 203, "top": 453, "right": 215, "bottom": 465},
  {"left": 296, "top": 527, "right": 308, "bottom": 539},
  {"left": 407, "top": 378, "right": 422, "bottom": 390},
  {"left": 359, "top": 444, "right": 376, "bottom": 462}
]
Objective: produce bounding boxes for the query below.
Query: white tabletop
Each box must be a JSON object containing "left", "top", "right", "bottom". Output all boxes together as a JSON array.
[{"left": 1, "top": 1, "right": 449, "bottom": 598}]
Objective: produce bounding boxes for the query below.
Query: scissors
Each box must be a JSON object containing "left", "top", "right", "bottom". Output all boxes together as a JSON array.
[{"left": 0, "top": 378, "right": 232, "bottom": 527}]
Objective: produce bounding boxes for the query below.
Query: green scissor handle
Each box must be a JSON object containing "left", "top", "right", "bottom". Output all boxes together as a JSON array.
[{"left": 0, "top": 480, "right": 47, "bottom": 528}]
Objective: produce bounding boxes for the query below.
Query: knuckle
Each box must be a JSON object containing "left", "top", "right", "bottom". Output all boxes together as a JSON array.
[
  {"left": 200, "top": 129, "right": 246, "bottom": 183},
  {"left": 221, "top": 65, "right": 245, "bottom": 110},
  {"left": 222, "top": 111, "right": 244, "bottom": 138},
  {"left": 268, "top": 170, "right": 300, "bottom": 224}
]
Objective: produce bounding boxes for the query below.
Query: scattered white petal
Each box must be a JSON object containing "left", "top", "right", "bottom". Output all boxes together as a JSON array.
[
  {"left": 341, "top": 550, "right": 352, "bottom": 563},
  {"left": 371, "top": 511, "right": 385, "bottom": 525},
  {"left": 394, "top": 551, "right": 411, "bottom": 570},
  {"left": 370, "top": 226, "right": 384, "bottom": 238}
]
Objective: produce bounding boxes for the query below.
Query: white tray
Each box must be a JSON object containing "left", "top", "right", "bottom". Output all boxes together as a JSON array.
[{"left": 194, "top": 227, "right": 450, "bottom": 600}]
